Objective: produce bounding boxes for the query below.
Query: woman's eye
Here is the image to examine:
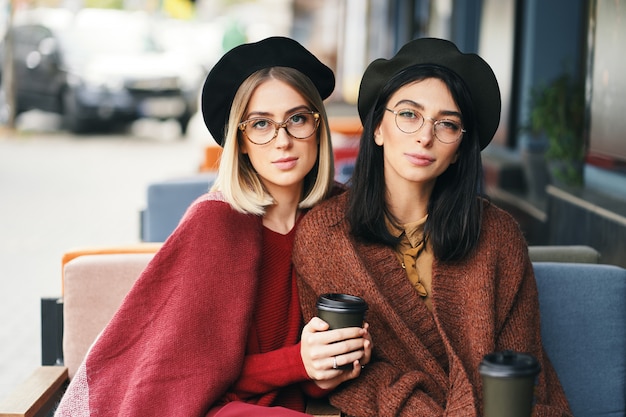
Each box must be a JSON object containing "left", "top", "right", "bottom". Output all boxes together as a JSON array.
[
  {"left": 289, "top": 113, "right": 306, "bottom": 125},
  {"left": 398, "top": 109, "right": 418, "bottom": 119},
  {"left": 439, "top": 120, "right": 461, "bottom": 131},
  {"left": 251, "top": 119, "right": 270, "bottom": 130}
]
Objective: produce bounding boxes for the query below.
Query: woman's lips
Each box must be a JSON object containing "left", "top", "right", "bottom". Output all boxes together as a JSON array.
[
  {"left": 273, "top": 157, "right": 298, "bottom": 170},
  {"left": 405, "top": 153, "right": 435, "bottom": 166}
]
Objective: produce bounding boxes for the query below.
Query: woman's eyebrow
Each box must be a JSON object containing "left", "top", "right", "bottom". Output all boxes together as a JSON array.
[
  {"left": 392, "top": 99, "right": 462, "bottom": 119},
  {"left": 246, "top": 105, "right": 311, "bottom": 119},
  {"left": 391, "top": 99, "right": 423, "bottom": 109}
]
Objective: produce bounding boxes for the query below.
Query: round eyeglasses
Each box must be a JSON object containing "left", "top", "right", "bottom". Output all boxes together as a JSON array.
[
  {"left": 238, "top": 111, "right": 320, "bottom": 145},
  {"left": 385, "top": 108, "right": 465, "bottom": 144}
]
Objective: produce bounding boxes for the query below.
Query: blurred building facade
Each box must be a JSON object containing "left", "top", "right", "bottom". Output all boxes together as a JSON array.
[{"left": 1, "top": 0, "right": 623, "bottom": 264}]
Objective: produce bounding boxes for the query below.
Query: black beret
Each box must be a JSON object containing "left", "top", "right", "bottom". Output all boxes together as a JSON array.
[
  {"left": 358, "top": 37, "right": 501, "bottom": 150},
  {"left": 201, "top": 36, "right": 335, "bottom": 146}
]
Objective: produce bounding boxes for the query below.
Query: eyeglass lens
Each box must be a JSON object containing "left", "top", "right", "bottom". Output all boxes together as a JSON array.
[
  {"left": 240, "top": 111, "right": 319, "bottom": 144},
  {"left": 391, "top": 109, "right": 463, "bottom": 143}
]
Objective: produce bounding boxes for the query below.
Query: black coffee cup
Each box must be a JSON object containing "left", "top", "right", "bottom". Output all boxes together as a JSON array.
[
  {"left": 316, "top": 293, "right": 368, "bottom": 370},
  {"left": 479, "top": 350, "right": 541, "bottom": 417}
]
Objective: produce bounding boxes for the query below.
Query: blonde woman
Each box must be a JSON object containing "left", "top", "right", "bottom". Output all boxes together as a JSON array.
[{"left": 55, "top": 37, "right": 371, "bottom": 417}]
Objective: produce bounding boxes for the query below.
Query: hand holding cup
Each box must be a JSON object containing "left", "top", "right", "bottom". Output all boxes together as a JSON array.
[{"left": 316, "top": 293, "right": 369, "bottom": 370}]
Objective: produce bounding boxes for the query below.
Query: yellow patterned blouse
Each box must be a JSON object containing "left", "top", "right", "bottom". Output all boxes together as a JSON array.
[{"left": 387, "top": 215, "right": 434, "bottom": 310}]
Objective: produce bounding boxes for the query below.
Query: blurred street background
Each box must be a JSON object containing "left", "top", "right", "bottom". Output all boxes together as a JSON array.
[
  {"left": 1, "top": 0, "right": 625, "bottom": 404},
  {"left": 0, "top": 113, "right": 212, "bottom": 399}
]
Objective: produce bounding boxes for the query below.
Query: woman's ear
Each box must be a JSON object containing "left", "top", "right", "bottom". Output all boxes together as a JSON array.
[
  {"left": 239, "top": 135, "right": 248, "bottom": 155},
  {"left": 374, "top": 125, "right": 383, "bottom": 146}
]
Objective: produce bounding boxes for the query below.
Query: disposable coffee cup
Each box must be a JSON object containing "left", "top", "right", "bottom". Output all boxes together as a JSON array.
[
  {"left": 479, "top": 350, "right": 541, "bottom": 417},
  {"left": 316, "top": 293, "right": 368, "bottom": 370}
]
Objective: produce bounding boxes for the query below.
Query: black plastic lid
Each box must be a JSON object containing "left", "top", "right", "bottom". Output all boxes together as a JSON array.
[
  {"left": 479, "top": 350, "right": 541, "bottom": 378},
  {"left": 316, "top": 293, "right": 368, "bottom": 313}
]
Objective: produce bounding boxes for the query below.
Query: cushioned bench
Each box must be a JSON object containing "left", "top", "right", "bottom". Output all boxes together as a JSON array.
[{"left": 2, "top": 252, "right": 622, "bottom": 417}]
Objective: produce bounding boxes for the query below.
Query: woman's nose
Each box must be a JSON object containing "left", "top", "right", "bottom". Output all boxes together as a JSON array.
[
  {"left": 416, "top": 119, "right": 435, "bottom": 145},
  {"left": 273, "top": 126, "right": 293, "bottom": 148}
]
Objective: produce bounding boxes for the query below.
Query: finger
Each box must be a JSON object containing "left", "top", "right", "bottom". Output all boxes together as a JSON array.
[
  {"left": 341, "top": 360, "right": 363, "bottom": 380},
  {"left": 315, "top": 327, "right": 366, "bottom": 345},
  {"left": 326, "top": 355, "right": 360, "bottom": 375},
  {"left": 326, "top": 337, "right": 368, "bottom": 357},
  {"left": 336, "top": 349, "right": 367, "bottom": 368},
  {"left": 362, "top": 339, "right": 373, "bottom": 365},
  {"left": 301, "top": 318, "right": 331, "bottom": 348},
  {"left": 304, "top": 316, "right": 330, "bottom": 333},
  {"left": 312, "top": 368, "right": 358, "bottom": 390},
  {"left": 309, "top": 338, "right": 367, "bottom": 367}
]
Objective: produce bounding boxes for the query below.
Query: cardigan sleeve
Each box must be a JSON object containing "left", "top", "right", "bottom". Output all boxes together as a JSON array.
[
  {"left": 298, "top": 269, "right": 449, "bottom": 416},
  {"left": 476, "top": 206, "right": 572, "bottom": 417},
  {"left": 490, "top": 246, "right": 572, "bottom": 416}
]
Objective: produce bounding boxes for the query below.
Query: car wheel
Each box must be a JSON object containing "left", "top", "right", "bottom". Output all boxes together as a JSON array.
[
  {"left": 177, "top": 112, "right": 192, "bottom": 137},
  {"left": 0, "top": 87, "right": 9, "bottom": 124},
  {"left": 62, "top": 89, "right": 90, "bottom": 134},
  {"left": 0, "top": 84, "right": 21, "bottom": 125}
]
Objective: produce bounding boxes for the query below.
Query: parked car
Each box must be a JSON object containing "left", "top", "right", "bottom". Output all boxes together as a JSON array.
[{"left": 0, "top": 8, "right": 204, "bottom": 134}]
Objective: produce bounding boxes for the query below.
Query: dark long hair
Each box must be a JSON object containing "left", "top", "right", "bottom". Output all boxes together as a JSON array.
[{"left": 347, "top": 64, "right": 485, "bottom": 262}]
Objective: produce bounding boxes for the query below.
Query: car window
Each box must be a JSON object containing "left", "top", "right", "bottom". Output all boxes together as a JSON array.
[{"left": 14, "top": 25, "right": 53, "bottom": 47}]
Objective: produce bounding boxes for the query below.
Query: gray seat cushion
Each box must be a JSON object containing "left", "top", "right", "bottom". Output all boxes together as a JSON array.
[
  {"left": 528, "top": 245, "right": 600, "bottom": 263},
  {"left": 534, "top": 262, "right": 626, "bottom": 417},
  {"left": 141, "top": 173, "right": 217, "bottom": 242}
]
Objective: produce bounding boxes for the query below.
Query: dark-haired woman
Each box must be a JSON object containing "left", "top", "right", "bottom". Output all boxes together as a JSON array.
[{"left": 293, "top": 38, "right": 572, "bottom": 416}]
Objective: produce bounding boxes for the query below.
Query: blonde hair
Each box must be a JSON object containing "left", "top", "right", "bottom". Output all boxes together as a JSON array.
[{"left": 210, "top": 66, "right": 334, "bottom": 215}]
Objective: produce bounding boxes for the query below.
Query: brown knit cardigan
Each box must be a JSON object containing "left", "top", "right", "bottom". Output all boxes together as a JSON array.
[{"left": 293, "top": 192, "right": 572, "bottom": 417}]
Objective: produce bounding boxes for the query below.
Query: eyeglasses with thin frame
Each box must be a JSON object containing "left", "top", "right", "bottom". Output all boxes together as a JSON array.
[
  {"left": 238, "top": 111, "right": 320, "bottom": 145},
  {"left": 385, "top": 108, "right": 465, "bottom": 144}
]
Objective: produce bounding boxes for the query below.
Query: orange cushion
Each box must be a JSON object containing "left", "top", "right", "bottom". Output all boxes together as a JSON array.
[
  {"left": 61, "top": 243, "right": 162, "bottom": 294},
  {"left": 199, "top": 146, "right": 222, "bottom": 172},
  {"left": 329, "top": 116, "right": 362, "bottom": 136}
]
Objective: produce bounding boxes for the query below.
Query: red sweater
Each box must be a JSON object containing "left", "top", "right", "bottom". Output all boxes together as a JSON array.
[{"left": 219, "top": 224, "right": 319, "bottom": 411}]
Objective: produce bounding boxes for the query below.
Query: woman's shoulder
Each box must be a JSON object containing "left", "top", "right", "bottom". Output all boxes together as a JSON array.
[
  {"left": 477, "top": 198, "right": 529, "bottom": 257},
  {"left": 182, "top": 191, "right": 230, "bottom": 218},
  {"left": 481, "top": 198, "right": 523, "bottom": 230},
  {"left": 301, "top": 189, "right": 349, "bottom": 228},
  {"left": 180, "top": 191, "right": 260, "bottom": 230}
]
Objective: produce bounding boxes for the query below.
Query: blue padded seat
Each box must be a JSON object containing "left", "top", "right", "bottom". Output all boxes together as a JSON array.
[
  {"left": 141, "top": 173, "right": 217, "bottom": 242},
  {"left": 534, "top": 262, "right": 626, "bottom": 417}
]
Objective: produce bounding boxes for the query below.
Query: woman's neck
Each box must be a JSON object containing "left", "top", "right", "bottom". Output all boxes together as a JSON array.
[
  {"left": 262, "top": 186, "right": 302, "bottom": 234},
  {"left": 263, "top": 204, "right": 300, "bottom": 234},
  {"left": 386, "top": 179, "right": 433, "bottom": 224}
]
